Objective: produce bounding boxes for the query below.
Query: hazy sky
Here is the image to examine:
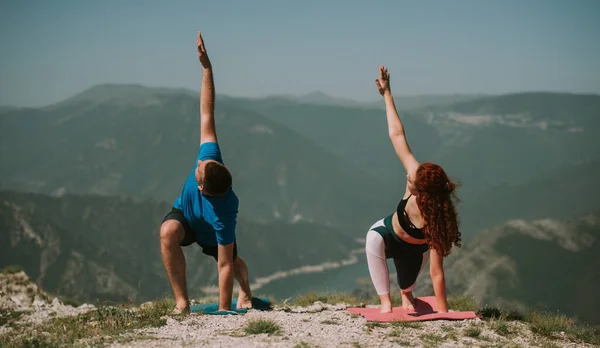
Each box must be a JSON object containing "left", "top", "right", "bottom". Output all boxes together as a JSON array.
[{"left": 1, "top": 0, "right": 599, "bottom": 107}]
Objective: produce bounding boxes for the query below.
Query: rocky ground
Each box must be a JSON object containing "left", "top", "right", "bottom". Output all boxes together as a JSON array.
[
  {"left": 1, "top": 271, "right": 597, "bottom": 348},
  {"left": 0, "top": 270, "right": 95, "bottom": 333},
  {"left": 106, "top": 306, "right": 591, "bottom": 348}
]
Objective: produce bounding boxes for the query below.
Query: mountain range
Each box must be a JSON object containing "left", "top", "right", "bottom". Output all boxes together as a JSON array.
[
  {"left": 1, "top": 84, "right": 599, "bottom": 325},
  {"left": 3, "top": 85, "right": 599, "bottom": 238}
]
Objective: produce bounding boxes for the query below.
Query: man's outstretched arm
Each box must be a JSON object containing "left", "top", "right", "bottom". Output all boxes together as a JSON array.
[
  {"left": 216, "top": 243, "right": 235, "bottom": 311},
  {"left": 197, "top": 31, "right": 217, "bottom": 145}
]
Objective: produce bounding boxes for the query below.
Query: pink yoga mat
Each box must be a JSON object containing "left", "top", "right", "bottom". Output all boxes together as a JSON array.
[{"left": 348, "top": 296, "right": 478, "bottom": 322}]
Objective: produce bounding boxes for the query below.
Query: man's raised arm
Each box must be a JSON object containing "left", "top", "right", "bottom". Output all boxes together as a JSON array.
[{"left": 197, "top": 31, "right": 217, "bottom": 145}]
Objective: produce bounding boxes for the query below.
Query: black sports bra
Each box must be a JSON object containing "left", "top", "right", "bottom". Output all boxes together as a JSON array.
[{"left": 396, "top": 194, "right": 426, "bottom": 240}]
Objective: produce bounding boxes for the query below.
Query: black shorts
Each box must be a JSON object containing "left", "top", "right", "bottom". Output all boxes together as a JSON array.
[
  {"left": 162, "top": 207, "right": 237, "bottom": 261},
  {"left": 372, "top": 215, "right": 429, "bottom": 291}
]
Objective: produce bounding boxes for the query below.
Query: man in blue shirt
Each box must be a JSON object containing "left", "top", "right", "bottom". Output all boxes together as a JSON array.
[{"left": 159, "top": 32, "right": 252, "bottom": 314}]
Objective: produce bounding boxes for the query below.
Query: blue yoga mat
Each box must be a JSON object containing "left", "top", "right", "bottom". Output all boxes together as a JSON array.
[{"left": 190, "top": 297, "right": 271, "bottom": 315}]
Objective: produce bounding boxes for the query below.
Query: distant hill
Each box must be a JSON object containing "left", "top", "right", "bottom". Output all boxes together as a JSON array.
[
  {"left": 0, "top": 191, "right": 359, "bottom": 303},
  {"left": 232, "top": 92, "right": 600, "bottom": 194},
  {"left": 424, "top": 92, "right": 600, "bottom": 129},
  {"left": 447, "top": 212, "right": 600, "bottom": 325},
  {"left": 44, "top": 84, "right": 197, "bottom": 110},
  {"left": 425, "top": 120, "right": 600, "bottom": 212},
  {"left": 403, "top": 92, "right": 600, "bottom": 223},
  {"left": 292, "top": 91, "right": 367, "bottom": 108},
  {"left": 461, "top": 158, "right": 600, "bottom": 235},
  {"left": 227, "top": 96, "right": 442, "bottom": 183},
  {"left": 364, "top": 94, "right": 485, "bottom": 110},
  {"left": 415, "top": 92, "right": 600, "bottom": 154},
  {"left": 251, "top": 91, "right": 483, "bottom": 109},
  {"left": 0, "top": 106, "right": 18, "bottom": 112},
  {"left": 296, "top": 91, "right": 484, "bottom": 110},
  {"left": 411, "top": 210, "right": 600, "bottom": 326}
]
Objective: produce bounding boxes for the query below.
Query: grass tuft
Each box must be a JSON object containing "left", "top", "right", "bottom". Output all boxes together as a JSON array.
[
  {"left": 420, "top": 333, "right": 444, "bottom": 347},
  {"left": 243, "top": 318, "right": 281, "bottom": 335},
  {"left": 490, "top": 318, "right": 512, "bottom": 337},
  {"left": 464, "top": 325, "right": 482, "bottom": 338},
  {"left": 446, "top": 332, "right": 459, "bottom": 341},
  {"left": 388, "top": 329, "right": 402, "bottom": 337},
  {"left": 391, "top": 321, "right": 423, "bottom": 329},
  {"left": 1, "top": 265, "right": 24, "bottom": 274},
  {"left": 524, "top": 311, "right": 599, "bottom": 344},
  {"left": 365, "top": 322, "right": 389, "bottom": 329},
  {"left": 479, "top": 305, "right": 523, "bottom": 321}
]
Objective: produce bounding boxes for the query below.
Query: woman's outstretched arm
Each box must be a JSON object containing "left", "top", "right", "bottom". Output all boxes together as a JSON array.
[{"left": 376, "top": 66, "right": 419, "bottom": 176}]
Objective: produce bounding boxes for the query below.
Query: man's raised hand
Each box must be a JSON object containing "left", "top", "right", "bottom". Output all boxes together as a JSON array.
[
  {"left": 375, "top": 65, "right": 391, "bottom": 96},
  {"left": 197, "top": 31, "right": 211, "bottom": 69}
]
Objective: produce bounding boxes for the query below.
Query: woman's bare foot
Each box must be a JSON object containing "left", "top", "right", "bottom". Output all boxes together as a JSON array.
[
  {"left": 378, "top": 294, "right": 393, "bottom": 313},
  {"left": 401, "top": 291, "right": 416, "bottom": 311},
  {"left": 380, "top": 302, "right": 393, "bottom": 313}
]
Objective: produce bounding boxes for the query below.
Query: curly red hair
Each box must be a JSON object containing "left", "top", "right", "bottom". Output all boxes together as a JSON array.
[{"left": 414, "top": 163, "right": 461, "bottom": 257}]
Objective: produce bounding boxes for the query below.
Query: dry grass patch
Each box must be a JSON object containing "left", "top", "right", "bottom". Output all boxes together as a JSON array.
[
  {"left": 243, "top": 318, "right": 281, "bottom": 335},
  {"left": 0, "top": 297, "right": 175, "bottom": 347}
]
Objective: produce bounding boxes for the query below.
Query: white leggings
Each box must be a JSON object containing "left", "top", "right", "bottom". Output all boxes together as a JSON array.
[{"left": 365, "top": 218, "right": 429, "bottom": 295}]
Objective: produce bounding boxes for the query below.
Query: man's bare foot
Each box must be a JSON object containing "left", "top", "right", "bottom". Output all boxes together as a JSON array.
[
  {"left": 171, "top": 304, "right": 190, "bottom": 315},
  {"left": 401, "top": 291, "right": 416, "bottom": 311},
  {"left": 236, "top": 296, "right": 253, "bottom": 309}
]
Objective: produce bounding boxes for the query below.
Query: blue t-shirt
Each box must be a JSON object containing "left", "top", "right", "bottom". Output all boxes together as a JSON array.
[{"left": 173, "top": 142, "right": 239, "bottom": 246}]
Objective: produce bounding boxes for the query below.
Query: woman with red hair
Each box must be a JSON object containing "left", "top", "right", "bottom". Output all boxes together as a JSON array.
[{"left": 365, "top": 66, "right": 462, "bottom": 313}]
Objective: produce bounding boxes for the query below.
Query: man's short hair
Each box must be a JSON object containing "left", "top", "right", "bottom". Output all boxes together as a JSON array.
[{"left": 203, "top": 162, "right": 232, "bottom": 196}]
